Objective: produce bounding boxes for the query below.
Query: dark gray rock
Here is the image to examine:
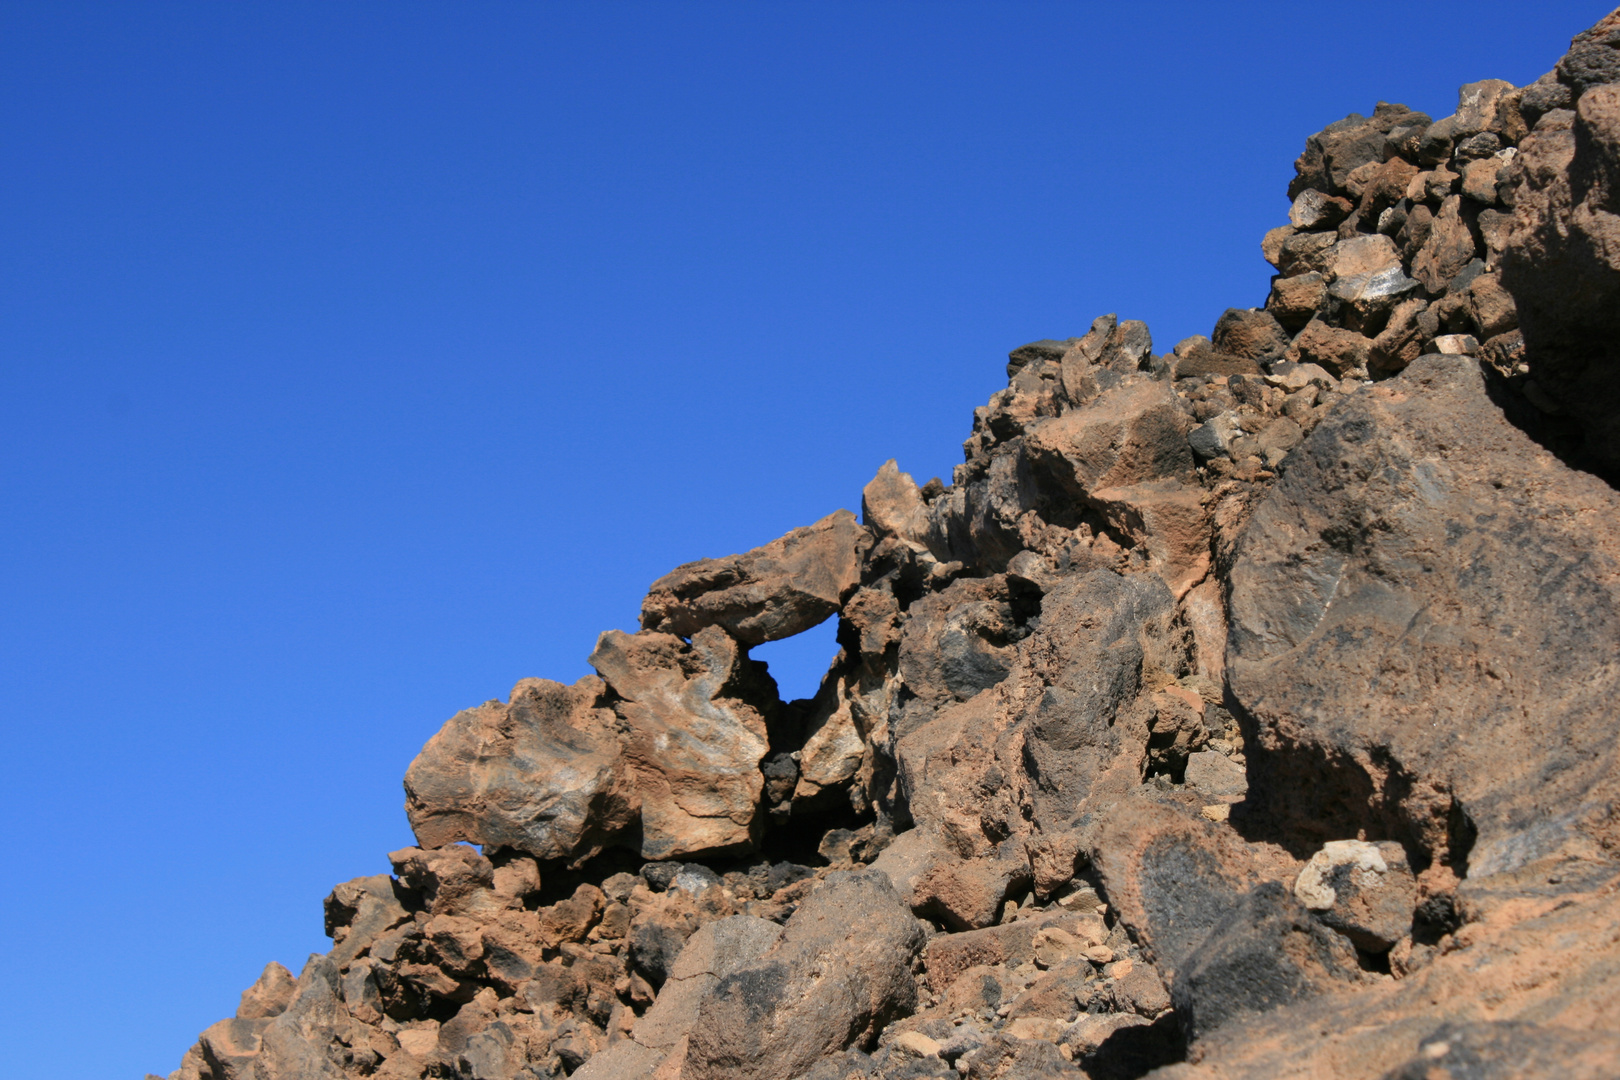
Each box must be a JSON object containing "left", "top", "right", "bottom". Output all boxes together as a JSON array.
[
  {"left": 683, "top": 870, "right": 925, "bottom": 1080},
  {"left": 1171, "top": 882, "right": 1365, "bottom": 1043}
]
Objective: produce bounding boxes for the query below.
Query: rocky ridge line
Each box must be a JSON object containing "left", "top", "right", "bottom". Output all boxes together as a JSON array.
[{"left": 159, "top": 11, "right": 1620, "bottom": 1080}]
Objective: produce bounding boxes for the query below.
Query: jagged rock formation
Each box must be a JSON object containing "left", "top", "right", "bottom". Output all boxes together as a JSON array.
[{"left": 159, "top": 12, "right": 1620, "bottom": 1080}]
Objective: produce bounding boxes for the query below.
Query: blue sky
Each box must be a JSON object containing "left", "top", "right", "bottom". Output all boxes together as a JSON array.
[{"left": 0, "top": 2, "right": 1605, "bottom": 1076}]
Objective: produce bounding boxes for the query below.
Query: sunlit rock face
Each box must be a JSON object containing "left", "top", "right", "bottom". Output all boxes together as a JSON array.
[{"left": 163, "top": 11, "right": 1620, "bottom": 1080}]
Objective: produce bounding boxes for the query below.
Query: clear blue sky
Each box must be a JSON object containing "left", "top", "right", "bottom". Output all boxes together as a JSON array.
[{"left": 0, "top": 3, "right": 1604, "bottom": 1075}]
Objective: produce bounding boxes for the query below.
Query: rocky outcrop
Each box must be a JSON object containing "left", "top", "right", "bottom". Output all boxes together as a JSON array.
[
  {"left": 1501, "top": 10, "right": 1620, "bottom": 474},
  {"left": 1228, "top": 353, "right": 1620, "bottom": 880},
  {"left": 160, "top": 11, "right": 1620, "bottom": 1080}
]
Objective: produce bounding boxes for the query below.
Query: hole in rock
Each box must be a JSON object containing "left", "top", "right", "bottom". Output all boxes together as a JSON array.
[{"left": 748, "top": 614, "right": 840, "bottom": 703}]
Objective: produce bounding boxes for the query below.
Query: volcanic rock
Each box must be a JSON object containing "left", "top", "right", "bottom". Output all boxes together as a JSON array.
[
  {"left": 1228, "top": 354, "right": 1620, "bottom": 877},
  {"left": 1293, "top": 839, "right": 1417, "bottom": 952},
  {"left": 640, "top": 509, "right": 865, "bottom": 646},
  {"left": 589, "top": 626, "right": 773, "bottom": 858},
  {"left": 681, "top": 870, "right": 925, "bottom": 1080},
  {"left": 404, "top": 676, "right": 636, "bottom": 865},
  {"left": 160, "top": 13, "right": 1620, "bottom": 1080}
]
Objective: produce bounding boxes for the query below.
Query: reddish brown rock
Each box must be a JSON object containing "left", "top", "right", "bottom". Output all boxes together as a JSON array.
[
  {"left": 589, "top": 627, "right": 771, "bottom": 859},
  {"left": 1025, "top": 375, "right": 1194, "bottom": 497},
  {"left": 1086, "top": 480, "right": 1210, "bottom": 597},
  {"left": 1411, "top": 195, "right": 1480, "bottom": 293},
  {"left": 640, "top": 510, "right": 865, "bottom": 646},
  {"left": 862, "top": 459, "right": 930, "bottom": 546},
  {"left": 1502, "top": 79, "right": 1620, "bottom": 471},
  {"left": 403, "top": 676, "right": 637, "bottom": 865},
  {"left": 1284, "top": 319, "right": 1370, "bottom": 377},
  {"left": 1228, "top": 354, "right": 1620, "bottom": 874},
  {"left": 1265, "top": 272, "right": 1328, "bottom": 331},
  {"left": 682, "top": 870, "right": 925, "bottom": 1080}
]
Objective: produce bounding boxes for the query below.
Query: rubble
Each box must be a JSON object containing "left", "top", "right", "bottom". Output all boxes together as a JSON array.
[{"left": 160, "top": 11, "right": 1620, "bottom": 1080}]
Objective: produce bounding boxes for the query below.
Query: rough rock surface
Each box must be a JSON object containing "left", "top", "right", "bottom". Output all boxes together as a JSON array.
[
  {"left": 1228, "top": 353, "right": 1620, "bottom": 879},
  {"left": 640, "top": 510, "right": 865, "bottom": 646},
  {"left": 405, "top": 678, "right": 635, "bottom": 865},
  {"left": 1500, "top": 10, "right": 1620, "bottom": 474},
  {"left": 161, "top": 12, "right": 1620, "bottom": 1080}
]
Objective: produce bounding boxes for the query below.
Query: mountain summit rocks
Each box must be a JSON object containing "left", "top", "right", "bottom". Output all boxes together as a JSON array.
[{"left": 162, "top": 11, "right": 1620, "bottom": 1080}]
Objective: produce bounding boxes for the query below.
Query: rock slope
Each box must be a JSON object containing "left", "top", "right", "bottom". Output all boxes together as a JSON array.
[{"left": 158, "top": 11, "right": 1620, "bottom": 1080}]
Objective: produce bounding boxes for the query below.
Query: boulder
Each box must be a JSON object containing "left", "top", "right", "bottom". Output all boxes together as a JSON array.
[
  {"left": 236, "top": 962, "right": 299, "bottom": 1020},
  {"left": 1171, "top": 882, "right": 1366, "bottom": 1043},
  {"left": 404, "top": 676, "right": 637, "bottom": 865},
  {"left": 1024, "top": 376, "right": 1194, "bottom": 498},
  {"left": 640, "top": 510, "right": 865, "bottom": 646},
  {"left": 1294, "top": 839, "right": 1416, "bottom": 952},
  {"left": 1501, "top": 79, "right": 1620, "bottom": 472},
  {"left": 1210, "top": 308, "right": 1291, "bottom": 366},
  {"left": 589, "top": 627, "right": 772, "bottom": 859},
  {"left": 323, "top": 876, "right": 413, "bottom": 968},
  {"left": 573, "top": 916, "right": 785, "bottom": 1080},
  {"left": 1228, "top": 354, "right": 1620, "bottom": 875},
  {"left": 682, "top": 870, "right": 926, "bottom": 1080},
  {"left": 862, "top": 459, "right": 930, "bottom": 546},
  {"left": 1289, "top": 103, "right": 1423, "bottom": 198},
  {"left": 1083, "top": 796, "right": 1261, "bottom": 978}
]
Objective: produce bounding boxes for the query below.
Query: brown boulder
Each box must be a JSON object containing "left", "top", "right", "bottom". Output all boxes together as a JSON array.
[
  {"left": 1265, "top": 271, "right": 1329, "bottom": 332},
  {"left": 682, "top": 870, "right": 926, "bottom": 1080},
  {"left": 1228, "top": 354, "right": 1620, "bottom": 875},
  {"left": 1284, "top": 319, "right": 1371, "bottom": 377},
  {"left": 1085, "top": 480, "right": 1211, "bottom": 598},
  {"left": 1411, "top": 195, "right": 1480, "bottom": 293},
  {"left": 862, "top": 459, "right": 930, "bottom": 546},
  {"left": 640, "top": 510, "right": 865, "bottom": 646},
  {"left": 403, "top": 676, "right": 636, "bottom": 865},
  {"left": 1501, "top": 80, "right": 1620, "bottom": 471},
  {"left": 236, "top": 962, "right": 299, "bottom": 1021},
  {"left": 1211, "top": 309, "right": 1291, "bottom": 367},
  {"left": 1082, "top": 796, "right": 1264, "bottom": 979},
  {"left": 589, "top": 627, "right": 771, "bottom": 859},
  {"left": 1024, "top": 375, "right": 1194, "bottom": 496}
]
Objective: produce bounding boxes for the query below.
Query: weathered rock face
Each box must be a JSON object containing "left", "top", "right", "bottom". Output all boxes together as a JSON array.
[
  {"left": 1228, "top": 354, "right": 1620, "bottom": 877},
  {"left": 640, "top": 510, "right": 866, "bottom": 646},
  {"left": 162, "top": 12, "right": 1620, "bottom": 1080},
  {"left": 682, "top": 871, "right": 925, "bottom": 1080}
]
